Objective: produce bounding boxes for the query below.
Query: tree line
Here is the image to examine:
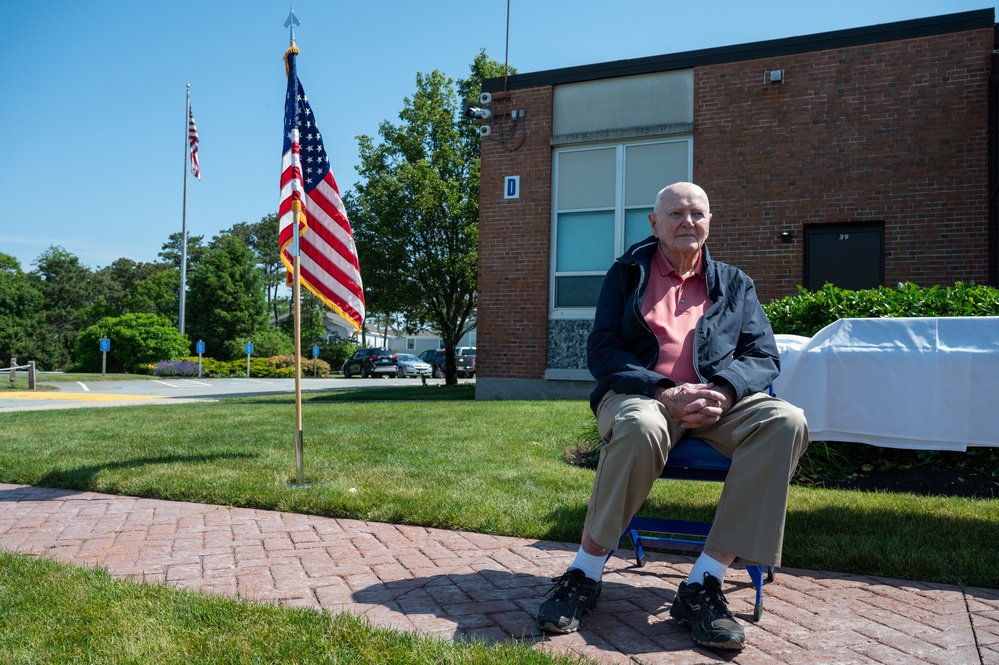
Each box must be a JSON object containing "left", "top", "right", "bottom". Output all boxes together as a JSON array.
[{"left": 0, "top": 214, "right": 338, "bottom": 372}]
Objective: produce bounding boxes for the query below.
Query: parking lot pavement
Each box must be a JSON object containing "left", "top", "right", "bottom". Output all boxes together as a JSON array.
[{"left": 0, "top": 376, "right": 460, "bottom": 412}]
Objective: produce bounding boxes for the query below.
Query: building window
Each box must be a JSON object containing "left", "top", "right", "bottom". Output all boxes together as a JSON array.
[
  {"left": 552, "top": 138, "right": 691, "bottom": 313},
  {"left": 407, "top": 339, "right": 415, "bottom": 350}
]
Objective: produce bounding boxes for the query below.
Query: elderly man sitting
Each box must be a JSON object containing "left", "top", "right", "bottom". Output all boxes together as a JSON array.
[{"left": 536, "top": 182, "right": 808, "bottom": 651}]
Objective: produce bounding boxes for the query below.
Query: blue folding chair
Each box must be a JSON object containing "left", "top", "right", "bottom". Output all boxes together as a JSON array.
[{"left": 619, "top": 436, "right": 774, "bottom": 621}]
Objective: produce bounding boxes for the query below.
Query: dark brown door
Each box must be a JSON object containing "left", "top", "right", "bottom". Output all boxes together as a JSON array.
[{"left": 804, "top": 223, "right": 884, "bottom": 291}]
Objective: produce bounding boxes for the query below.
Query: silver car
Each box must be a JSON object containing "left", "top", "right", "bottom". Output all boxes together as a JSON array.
[{"left": 394, "top": 353, "right": 433, "bottom": 378}]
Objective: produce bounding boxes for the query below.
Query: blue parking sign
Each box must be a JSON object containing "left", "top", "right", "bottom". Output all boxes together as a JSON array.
[
  {"left": 312, "top": 345, "right": 320, "bottom": 358},
  {"left": 196, "top": 340, "right": 205, "bottom": 354},
  {"left": 99, "top": 337, "right": 110, "bottom": 352},
  {"left": 245, "top": 342, "right": 253, "bottom": 355}
]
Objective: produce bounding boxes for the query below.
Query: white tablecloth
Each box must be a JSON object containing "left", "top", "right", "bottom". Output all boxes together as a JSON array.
[{"left": 773, "top": 317, "right": 999, "bottom": 451}]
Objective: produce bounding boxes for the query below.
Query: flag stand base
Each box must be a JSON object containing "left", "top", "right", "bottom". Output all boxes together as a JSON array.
[{"left": 290, "top": 429, "right": 310, "bottom": 489}]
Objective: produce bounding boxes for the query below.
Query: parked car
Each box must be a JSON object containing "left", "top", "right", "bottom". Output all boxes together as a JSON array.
[
  {"left": 341, "top": 348, "right": 398, "bottom": 378},
  {"left": 394, "top": 353, "right": 433, "bottom": 378},
  {"left": 419, "top": 348, "right": 474, "bottom": 378},
  {"left": 418, "top": 349, "right": 443, "bottom": 378},
  {"left": 457, "top": 347, "right": 476, "bottom": 377}
]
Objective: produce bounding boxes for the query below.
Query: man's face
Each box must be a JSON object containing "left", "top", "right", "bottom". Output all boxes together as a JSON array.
[{"left": 648, "top": 184, "right": 712, "bottom": 260}]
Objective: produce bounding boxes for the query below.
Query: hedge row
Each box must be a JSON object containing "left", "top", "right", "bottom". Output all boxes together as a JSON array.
[{"left": 763, "top": 282, "right": 999, "bottom": 337}]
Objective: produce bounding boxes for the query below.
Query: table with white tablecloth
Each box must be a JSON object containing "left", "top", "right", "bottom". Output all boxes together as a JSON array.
[{"left": 772, "top": 317, "right": 999, "bottom": 451}]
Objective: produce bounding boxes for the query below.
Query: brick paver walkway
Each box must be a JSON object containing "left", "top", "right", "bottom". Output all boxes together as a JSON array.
[{"left": 1, "top": 483, "right": 996, "bottom": 664}]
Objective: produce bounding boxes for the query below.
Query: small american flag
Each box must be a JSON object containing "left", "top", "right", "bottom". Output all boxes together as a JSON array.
[
  {"left": 188, "top": 108, "right": 200, "bottom": 180},
  {"left": 278, "top": 47, "right": 364, "bottom": 332}
]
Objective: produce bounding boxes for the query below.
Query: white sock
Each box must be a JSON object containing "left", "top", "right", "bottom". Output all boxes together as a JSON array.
[
  {"left": 570, "top": 547, "right": 605, "bottom": 582},
  {"left": 686, "top": 552, "right": 728, "bottom": 586}
]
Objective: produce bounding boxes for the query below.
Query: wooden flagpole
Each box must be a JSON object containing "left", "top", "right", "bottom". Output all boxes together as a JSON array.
[{"left": 293, "top": 204, "right": 304, "bottom": 486}]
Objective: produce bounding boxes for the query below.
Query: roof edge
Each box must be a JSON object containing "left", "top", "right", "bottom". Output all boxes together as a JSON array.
[{"left": 483, "top": 9, "right": 995, "bottom": 92}]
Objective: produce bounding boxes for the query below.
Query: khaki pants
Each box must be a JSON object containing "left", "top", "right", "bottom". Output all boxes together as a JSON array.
[{"left": 585, "top": 390, "right": 808, "bottom": 566}]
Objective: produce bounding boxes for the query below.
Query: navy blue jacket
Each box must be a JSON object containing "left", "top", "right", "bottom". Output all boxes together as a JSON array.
[{"left": 587, "top": 236, "right": 780, "bottom": 414}]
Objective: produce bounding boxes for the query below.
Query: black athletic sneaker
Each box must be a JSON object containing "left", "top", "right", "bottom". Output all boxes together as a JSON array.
[
  {"left": 536, "top": 568, "right": 602, "bottom": 634},
  {"left": 669, "top": 573, "right": 746, "bottom": 650}
]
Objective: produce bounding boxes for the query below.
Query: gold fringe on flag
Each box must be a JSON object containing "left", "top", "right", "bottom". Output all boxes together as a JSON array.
[{"left": 284, "top": 45, "right": 300, "bottom": 77}]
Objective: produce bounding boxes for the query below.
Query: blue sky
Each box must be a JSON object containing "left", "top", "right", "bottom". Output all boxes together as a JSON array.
[{"left": 2, "top": 0, "right": 995, "bottom": 272}]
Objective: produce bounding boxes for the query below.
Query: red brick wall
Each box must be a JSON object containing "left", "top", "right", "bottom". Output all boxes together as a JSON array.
[
  {"left": 477, "top": 87, "right": 554, "bottom": 380},
  {"left": 694, "top": 28, "right": 993, "bottom": 302},
  {"left": 477, "top": 26, "right": 994, "bottom": 383}
]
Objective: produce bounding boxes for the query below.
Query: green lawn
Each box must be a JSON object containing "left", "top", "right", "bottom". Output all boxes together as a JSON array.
[{"left": 0, "top": 384, "right": 996, "bottom": 661}]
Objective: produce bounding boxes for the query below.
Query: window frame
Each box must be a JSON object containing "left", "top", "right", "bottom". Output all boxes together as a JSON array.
[{"left": 550, "top": 137, "right": 692, "bottom": 318}]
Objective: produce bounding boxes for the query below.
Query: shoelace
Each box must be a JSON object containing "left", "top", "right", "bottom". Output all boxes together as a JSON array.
[
  {"left": 545, "top": 572, "right": 588, "bottom": 600},
  {"left": 698, "top": 575, "right": 733, "bottom": 616}
]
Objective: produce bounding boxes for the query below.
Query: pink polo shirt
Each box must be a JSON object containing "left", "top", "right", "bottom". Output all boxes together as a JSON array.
[{"left": 641, "top": 246, "right": 712, "bottom": 384}]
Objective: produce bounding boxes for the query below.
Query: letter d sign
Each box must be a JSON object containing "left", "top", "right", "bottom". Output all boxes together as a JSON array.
[{"left": 504, "top": 175, "right": 520, "bottom": 199}]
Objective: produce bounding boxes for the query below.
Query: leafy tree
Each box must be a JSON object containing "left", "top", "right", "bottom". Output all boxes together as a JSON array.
[
  {"left": 27, "top": 246, "right": 96, "bottom": 368},
  {"left": 70, "top": 313, "right": 190, "bottom": 373},
  {"left": 159, "top": 232, "right": 206, "bottom": 271},
  {"left": 223, "top": 214, "right": 286, "bottom": 327},
  {"left": 347, "top": 51, "right": 508, "bottom": 384},
  {"left": 126, "top": 268, "right": 180, "bottom": 324},
  {"left": 160, "top": 232, "right": 206, "bottom": 327},
  {"left": 185, "top": 235, "right": 268, "bottom": 360},
  {"left": 90, "top": 258, "right": 172, "bottom": 320},
  {"left": 279, "top": 290, "right": 327, "bottom": 351},
  {"left": 319, "top": 333, "right": 357, "bottom": 372},
  {"left": 0, "top": 252, "right": 48, "bottom": 368}
]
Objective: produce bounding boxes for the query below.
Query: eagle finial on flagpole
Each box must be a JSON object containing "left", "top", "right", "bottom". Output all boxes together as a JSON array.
[{"left": 285, "top": 8, "right": 301, "bottom": 46}]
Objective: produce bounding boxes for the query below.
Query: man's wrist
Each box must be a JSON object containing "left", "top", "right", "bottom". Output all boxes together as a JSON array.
[
  {"left": 653, "top": 381, "right": 675, "bottom": 402},
  {"left": 715, "top": 382, "right": 737, "bottom": 406}
]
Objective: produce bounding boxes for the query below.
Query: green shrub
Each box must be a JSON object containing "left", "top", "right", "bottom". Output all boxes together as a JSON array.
[
  {"left": 764, "top": 282, "right": 999, "bottom": 336},
  {"left": 267, "top": 354, "right": 331, "bottom": 378},
  {"left": 70, "top": 314, "right": 190, "bottom": 373},
  {"left": 246, "top": 328, "right": 294, "bottom": 357},
  {"left": 319, "top": 335, "right": 357, "bottom": 372}
]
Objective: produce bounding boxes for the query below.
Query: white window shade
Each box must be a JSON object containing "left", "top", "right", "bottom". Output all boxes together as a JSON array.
[
  {"left": 556, "top": 148, "right": 616, "bottom": 210},
  {"left": 625, "top": 142, "right": 690, "bottom": 206}
]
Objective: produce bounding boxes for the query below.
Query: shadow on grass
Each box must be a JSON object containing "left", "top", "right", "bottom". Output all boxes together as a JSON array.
[
  {"left": 231, "top": 384, "right": 476, "bottom": 405},
  {"left": 23, "top": 452, "right": 257, "bottom": 494}
]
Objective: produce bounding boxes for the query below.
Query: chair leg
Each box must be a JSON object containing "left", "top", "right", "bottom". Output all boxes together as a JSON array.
[
  {"left": 630, "top": 529, "right": 647, "bottom": 567},
  {"left": 746, "top": 565, "right": 765, "bottom": 622}
]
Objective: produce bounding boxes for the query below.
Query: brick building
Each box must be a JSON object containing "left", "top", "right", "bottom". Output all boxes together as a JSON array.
[{"left": 475, "top": 9, "right": 999, "bottom": 400}]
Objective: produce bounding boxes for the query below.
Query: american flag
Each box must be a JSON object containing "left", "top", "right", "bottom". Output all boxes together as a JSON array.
[
  {"left": 188, "top": 108, "right": 200, "bottom": 180},
  {"left": 279, "top": 47, "right": 364, "bottom": 332}
]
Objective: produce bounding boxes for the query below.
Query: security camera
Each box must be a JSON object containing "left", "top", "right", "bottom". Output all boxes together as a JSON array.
[
  {"left": 479, "top": 125, "right": 491, "bottom": 138},
  {"left": 462, "top": 102, "right": 493, "bottom": 121},
  {"left": 479, "top": 92, "right": 493, "bottom": 105}
]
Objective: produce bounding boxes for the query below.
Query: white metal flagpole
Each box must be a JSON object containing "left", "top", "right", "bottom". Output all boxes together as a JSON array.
[{"left": 179, "top": 84, "right": 191, "bottom": 334}]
